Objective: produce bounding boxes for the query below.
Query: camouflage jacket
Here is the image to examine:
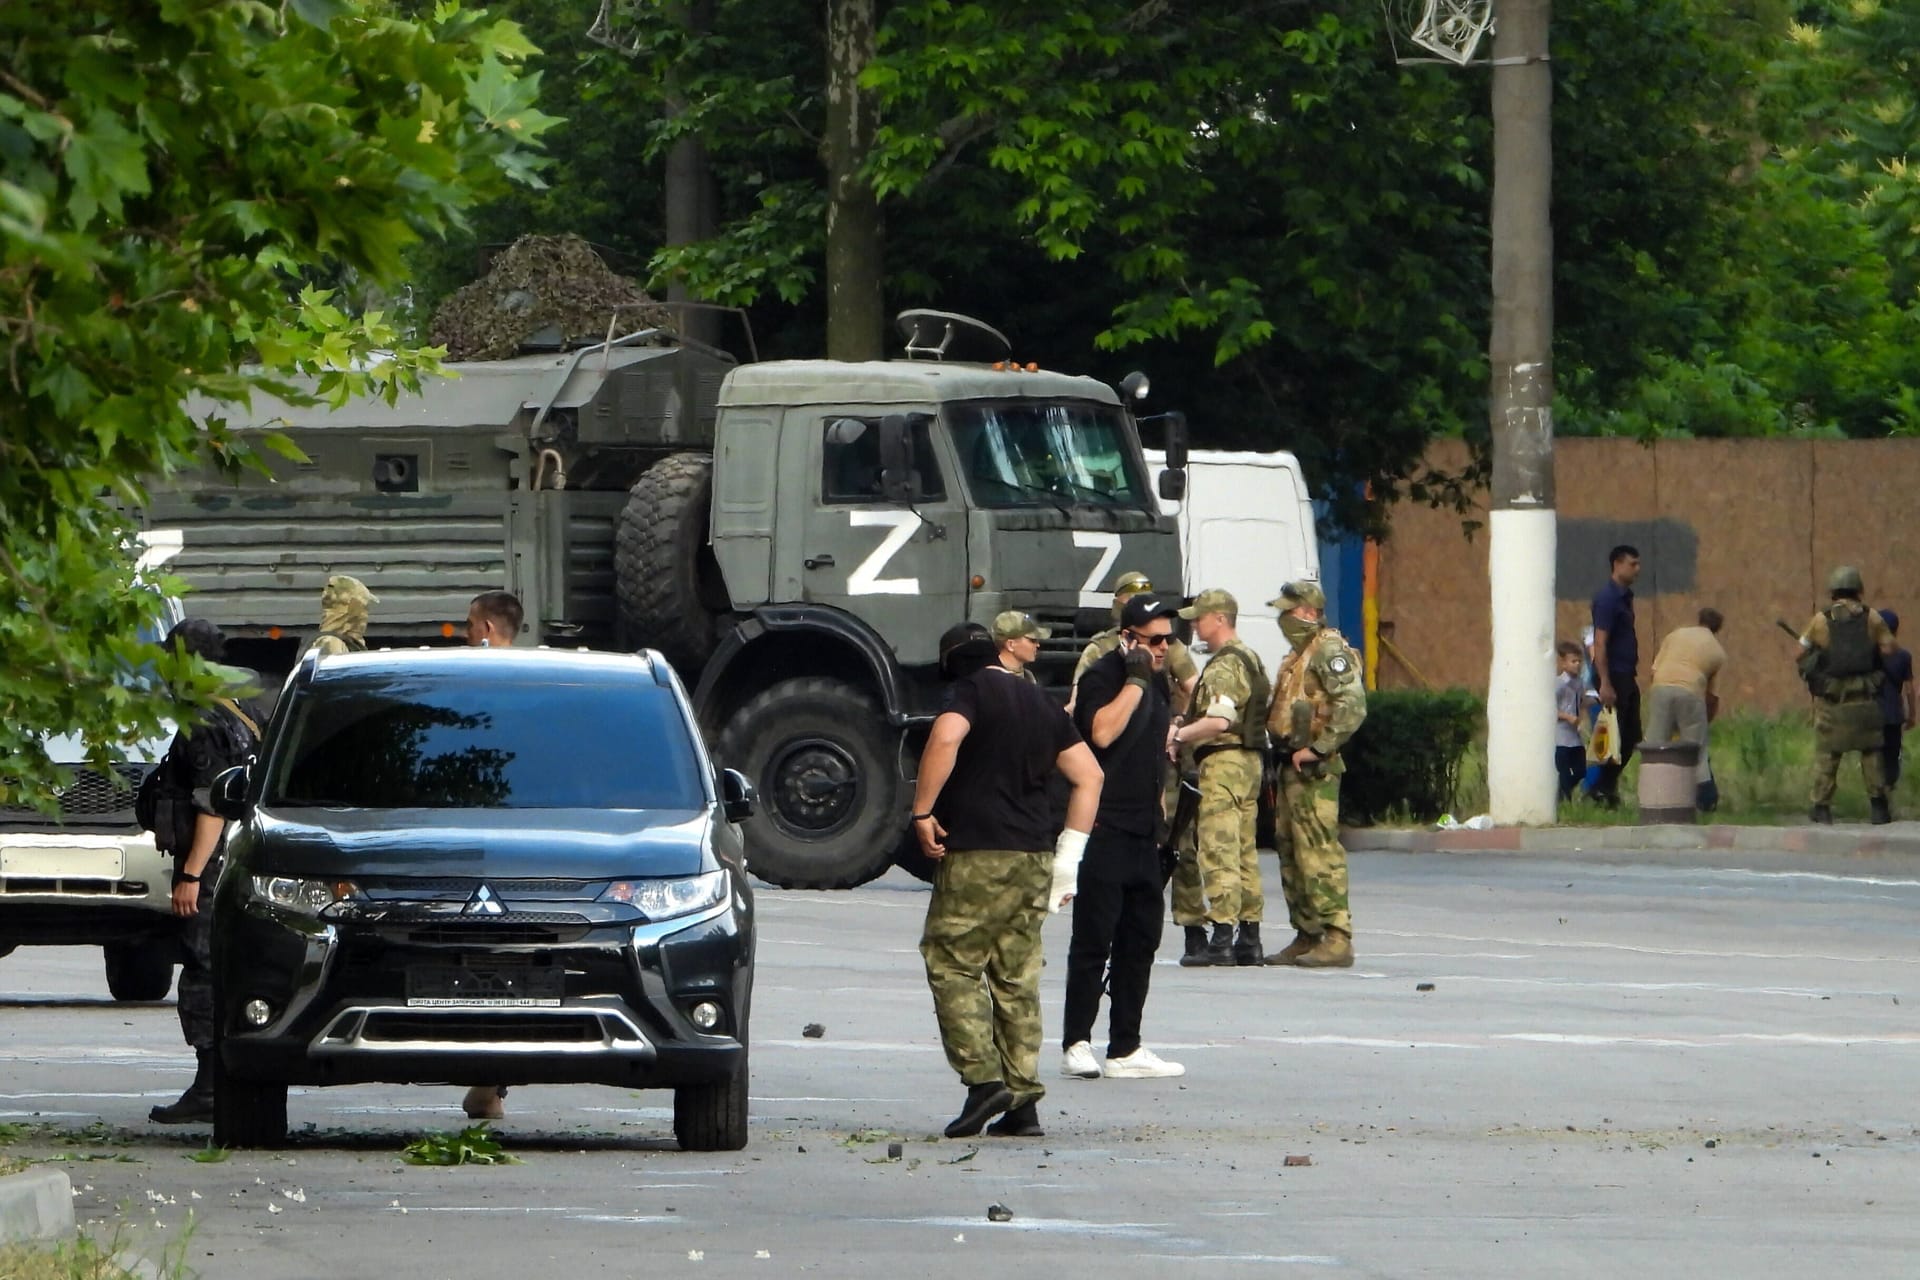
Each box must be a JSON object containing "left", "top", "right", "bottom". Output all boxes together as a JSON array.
[
  {"left": 1072, "top": 628, "right": 1199, "bottom": 689},
  {"left": 1270, "top": 626, "right": 1368, "bottom": 763}
]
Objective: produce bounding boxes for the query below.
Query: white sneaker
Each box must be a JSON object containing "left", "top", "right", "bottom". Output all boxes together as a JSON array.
[
  {"left": 1102, "top": 1046, "right": 1185, "bottom": 1079},
  {"left": 1061, "top": 1041, "right": 1102, "bottom": 1079}
]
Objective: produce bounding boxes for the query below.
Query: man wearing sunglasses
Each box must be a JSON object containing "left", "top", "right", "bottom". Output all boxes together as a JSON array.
[
  {"left": 1069, "top": 571, "right": 1199, "bottom": 717},
  {"left": 1060, "top": 594, "right": 1188, "bottom": 1081}
]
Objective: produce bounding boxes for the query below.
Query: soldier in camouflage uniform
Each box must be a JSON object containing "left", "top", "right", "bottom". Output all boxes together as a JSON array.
[
  {"left": 302, "top": 574, "right": 378, "bottom": 659},
  {"left": 1169, "top": 589, "right": 1271, "bottom": 966},
  {"left": 1799, "top": 566, "right": 1898, "bottom": 824},
  {"left": 1262, "top": 580, "right": 1367, "bottom": 968},
  {"left": 911, "top": 617, "right": 1103, "bottom": 1139}
]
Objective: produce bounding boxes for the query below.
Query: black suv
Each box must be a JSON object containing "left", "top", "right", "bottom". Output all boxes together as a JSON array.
[{"left": 205, "top": 648, "right": 755, "bottom": 1150}]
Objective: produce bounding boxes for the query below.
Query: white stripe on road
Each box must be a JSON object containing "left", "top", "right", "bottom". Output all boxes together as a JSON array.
[{"left": 1373, "top": 929, "right": 1920, "bottom": 965}]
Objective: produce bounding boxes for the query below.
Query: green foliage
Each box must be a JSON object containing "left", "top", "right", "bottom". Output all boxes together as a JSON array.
[
  {"left": 1340, "top": 688, "right": 1485, "bottom": 825},
  {"left": 402, "top": 1122, "right": 520, "bottom": 1166},
  {"left": 185, "top": 1143, "right": 232, "bottom": 1164},
  {"left": 0, "top": 0, "right": 552, "bottom": 806}
]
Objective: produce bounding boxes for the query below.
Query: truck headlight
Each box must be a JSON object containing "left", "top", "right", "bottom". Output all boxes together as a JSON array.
[
  {"left": 249, "top": 875, "right": 360, "bottom": 916},
  {"left": 599, "top": 870, "right": 727, "bottom": 921}
]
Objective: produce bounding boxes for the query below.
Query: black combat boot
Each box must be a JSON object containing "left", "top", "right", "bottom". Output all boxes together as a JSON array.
[
  {"left": 1202, "top": 922, "right": 1234, "bottom": 967},
  {"left": 944, "top": 1081, "right": 1014, "bottom": 1139},
  {"left": 1810, "top": 804, "right": 1833, "bottom": 825},
  {"left": 149, "top": 1047, "right": 215, "bottom": 1125},
  {"left": 1177, "top": 925, "right": 1209, "bottom": 967},
  {"left": 987, "top": 1100, "right": 1045, "bottom": 1138},
  {"left": 1871, "top": 795, "right": 1893, "bottom": 825},
  {"left": 1233, "top": 921, "right": 1264, "bottom": 966}
]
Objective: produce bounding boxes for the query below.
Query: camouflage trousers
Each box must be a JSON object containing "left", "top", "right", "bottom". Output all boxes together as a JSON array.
[
  {"left": 1275, "top": 770, "right": 1350, "bottom": 936},
  {"left": 919, "top": 849, "right": 1051, "bottom": 1105},
  {"left": 1813, "top": 698, "right": 1887, "bottom": 804},
  {"left": 1183, "top": 748, "right": 1262, "bottom": 926}
]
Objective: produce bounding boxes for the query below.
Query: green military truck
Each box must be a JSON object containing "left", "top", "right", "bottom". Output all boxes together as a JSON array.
[{"left": 157, "top": 311, "right": 1187, "bottom": 888}]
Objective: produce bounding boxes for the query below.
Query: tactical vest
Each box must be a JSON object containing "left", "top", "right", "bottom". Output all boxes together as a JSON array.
[
  {"left": 1210, "top": 642, "right": 1271, "bottom": 755},
  {"left": 1272, "top": 628, "right": 1359, "bottom": 749},
  {"left": 1823, "top": 606, "right": 1875, "bottom": 678}
]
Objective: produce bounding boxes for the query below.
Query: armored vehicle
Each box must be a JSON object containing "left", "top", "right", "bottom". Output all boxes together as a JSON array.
[{"left": 157, "top": 311, "right": 1188, "bottom": 888}]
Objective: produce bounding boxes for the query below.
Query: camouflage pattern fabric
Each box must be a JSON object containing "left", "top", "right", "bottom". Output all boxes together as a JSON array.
[
  {"left": 1171, "top": 822, "right": 1206, "bottom": 927},
  {"left": 1270, "top": 626, "right": 1368, "bottom": 771},
  {"left": 1811, "top": 696, "right": 1888, "bottom": 802},
  {"left": 1274, "top": 771, "right": 1350, "bottom": 935},
  {"left": 1073, "top": 629, "right": 1199, "bottom": 690},
  {"left": 1192, "top": 748, "right": 1262, "bottom": 924},
  {"left": 919, "top": 849, "right": 1051, "bottom": 1105}
]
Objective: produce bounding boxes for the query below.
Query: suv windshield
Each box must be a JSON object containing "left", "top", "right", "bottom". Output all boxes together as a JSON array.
[
  {"left": 947, "top": 400, "right": 1147, "bottom": 509},
  {"left": 266, "top": 675, "right": 706, "bottom": 810}
]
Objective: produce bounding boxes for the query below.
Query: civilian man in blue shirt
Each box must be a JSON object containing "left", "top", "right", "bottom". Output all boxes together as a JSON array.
[{"left": 1591, "top": 545, "right": 1643, "bottom": 807}]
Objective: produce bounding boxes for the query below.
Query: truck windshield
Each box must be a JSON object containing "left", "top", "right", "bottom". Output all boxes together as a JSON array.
[
  {"left": 947, "top": 401, "right": 1147, "bottom": 509},
  {"left": 266, "top": 676, "right": 707, "bottom": 811}
]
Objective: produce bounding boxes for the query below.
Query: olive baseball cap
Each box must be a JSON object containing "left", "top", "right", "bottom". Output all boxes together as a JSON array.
[
  {"left": 1177, "top": 588, "right": 1238, "bottom": 621},
  {"left": 1111, "top": 570, "right": 1154, "bottom": 598},
  {"left": 321, "top": 574, "right": 378, "bottom": 607},
  {"left": 1268, "top": 579, "right": 1325, "bottom": 611},
  {"left": 991, "top": 610, "right": 1051, "bottom": 641}
]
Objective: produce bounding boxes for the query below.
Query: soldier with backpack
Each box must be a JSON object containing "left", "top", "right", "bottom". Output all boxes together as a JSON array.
[{"left": 1798, "top": 566, "right": 1898, "bottom": 825}]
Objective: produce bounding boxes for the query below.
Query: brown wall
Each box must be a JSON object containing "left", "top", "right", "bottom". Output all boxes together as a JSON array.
[{"left": 1376, "top": 439, "right": 1913, "bottom": 714}]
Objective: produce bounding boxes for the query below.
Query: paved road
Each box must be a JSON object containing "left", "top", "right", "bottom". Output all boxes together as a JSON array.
[{"left": 4, "top": 850, "right": 1918, "bottom": 1278}]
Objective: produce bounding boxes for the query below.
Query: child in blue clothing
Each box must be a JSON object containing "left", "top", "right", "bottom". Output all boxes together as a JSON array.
[{"left": 1554, "top": 641, "right": 1585, "bottom": 801}]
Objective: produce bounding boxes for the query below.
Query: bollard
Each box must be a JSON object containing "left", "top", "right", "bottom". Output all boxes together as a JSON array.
[{"left": 1637, "top": 741, "right": 1702, "bottom": 824}]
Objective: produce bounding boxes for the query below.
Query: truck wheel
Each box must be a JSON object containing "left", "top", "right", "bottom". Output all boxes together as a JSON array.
[
  {"left": 673, "top": 1048, "right": 749, "bottom": 1152},
  {"left": 615, "top": 452, "right": 729, "bottom": 671},
  {"left": 717, "top": 678, "right": 900, "bottom": 889},
  {"left": 211, "top": 1061, "right": 288, "bottom": 1150},
  {"left": 104, "top": 940, "right": 175, "bottom": 1002}
]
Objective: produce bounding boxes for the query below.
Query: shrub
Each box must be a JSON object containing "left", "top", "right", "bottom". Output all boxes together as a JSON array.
[{"left": 1340, "top": 688, "right": 1485, "bottom": 825}]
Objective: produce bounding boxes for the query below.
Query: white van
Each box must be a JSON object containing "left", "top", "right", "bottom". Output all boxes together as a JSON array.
[{"left": 1145, "top": 448, "right": 1320, "bottom": 679}]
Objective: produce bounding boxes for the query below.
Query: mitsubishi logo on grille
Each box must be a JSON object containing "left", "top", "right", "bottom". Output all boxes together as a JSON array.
[{"left": 464, "top": 884, "right": 506, "bottom": 916}]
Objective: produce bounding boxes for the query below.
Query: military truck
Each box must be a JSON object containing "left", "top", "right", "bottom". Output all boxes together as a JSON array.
[{"left": 157, "top": 311, "right": 1188, "bottom": 888}]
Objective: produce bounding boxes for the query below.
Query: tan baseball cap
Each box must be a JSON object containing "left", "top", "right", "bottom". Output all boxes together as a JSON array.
[
  {"left": 1268, "top": 579, "right": 1325, "bottom": 611},
  {"left": 991, "top": 610, "right": 1051, "bottom": 641},
  {"left": 1177, "top": 588, "right": 1238, "bottom": 621},
  {"left": 321, "top": 574, "right": 379, "bottom": 608}
]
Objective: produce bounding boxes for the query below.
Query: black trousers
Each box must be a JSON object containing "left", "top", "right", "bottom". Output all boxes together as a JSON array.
[
  {"left": 1595, "top": 677, "right": 1642, "bottom": 802},
  {"left": 1062, "top": 825, "right": 1165, "bottom": 1060},
  {"left": 171, "top": 854, "right": 221, "bottom": 1050}
]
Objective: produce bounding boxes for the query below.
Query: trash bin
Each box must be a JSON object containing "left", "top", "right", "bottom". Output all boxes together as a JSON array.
[{"left": 1637, "top": 741, "right": 1701, "bottom": 824}]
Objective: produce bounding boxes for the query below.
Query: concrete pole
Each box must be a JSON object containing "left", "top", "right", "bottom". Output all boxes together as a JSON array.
[{"left": 1485, "top": 0, "right": 1558, "bottom": 825}]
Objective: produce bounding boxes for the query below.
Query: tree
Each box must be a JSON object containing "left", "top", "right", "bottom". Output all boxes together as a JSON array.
[{"left": 0, "top": 0, "right": 556, "bottom": 804}]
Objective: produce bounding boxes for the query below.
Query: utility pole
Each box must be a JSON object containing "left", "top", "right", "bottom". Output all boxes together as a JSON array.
[
  {"left": 824, "top": 0, "right": 885, "bottom": 360},
  {"left": 1485, "top": 0, "right": 1558, "bottom": 824}
]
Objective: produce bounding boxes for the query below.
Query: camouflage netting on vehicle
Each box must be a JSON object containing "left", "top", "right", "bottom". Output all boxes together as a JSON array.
[{"left": 430, "top": 234, "right": 675, "bottom": 361}]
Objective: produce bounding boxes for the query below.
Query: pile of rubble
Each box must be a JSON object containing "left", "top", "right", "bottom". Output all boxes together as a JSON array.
[{"left": 429, "top": 234, "right": 674, "bottom": 361}]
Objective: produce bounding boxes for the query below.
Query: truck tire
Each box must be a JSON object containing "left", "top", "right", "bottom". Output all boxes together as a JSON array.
[
  {"left": 615, "top": 452, "right": 728, "bottom": 671},
  {"left": 717, "top": 678, "right": 901, "bottom": 889},
  {"left": 104, "top": 940, "right": 175, "bottom": 1002},
  {"left": 673, "top": 1048, "right": 749, "bottom": 1152},
  {"left": 211, "top": 1061, "right": 288, "bottom": 1150}
]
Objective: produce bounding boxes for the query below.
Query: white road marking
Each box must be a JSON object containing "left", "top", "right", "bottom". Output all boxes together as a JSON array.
[{"left": 1373, "top": 928, "right": 1920, "bottom": 965}]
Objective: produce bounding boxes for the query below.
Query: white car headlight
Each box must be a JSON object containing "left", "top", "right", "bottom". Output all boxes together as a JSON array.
[
  {"left": 249, "top": 875, "right": 359, "bottom": 916},
  {"left": 599, "top": 870, "right": 727, "bottom": 920}
]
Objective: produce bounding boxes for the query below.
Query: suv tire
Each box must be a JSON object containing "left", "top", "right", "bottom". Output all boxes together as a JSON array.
[
  {"left": 673, "top": 1049, "right": 748, "bottom": 1151},
  {"left": 615, "top": 452, "right": 729, "bottom": 671},
  {"left": 717, "top": 678, "right": 899, "bottom": 889},
  {"left": 212, "top": 1060, "right": 288, "bottom": 1150},
  {"left": 103, "top": 940, "right": 175, "bottom": 1002}
]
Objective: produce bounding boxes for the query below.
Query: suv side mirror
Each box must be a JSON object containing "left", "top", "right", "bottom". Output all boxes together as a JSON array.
[
  {"left": 878, "top": 413, "right": 915, "bottom": 504},
  {"left": 1157, "top": 469, "right": 1188, "bottom": 502},
  {"left": 210, "top": 764, "right": 251, "bottom": 821},
  {"left": 1161, "top": 410, "right": 1189, "bottom": 470},
  {"left": 720, "top": 767, "right": 756, "bottom": 822}
]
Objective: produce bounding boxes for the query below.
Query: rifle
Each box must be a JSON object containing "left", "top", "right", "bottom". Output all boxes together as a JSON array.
[{"left": 1157, "top": 776, "right": 1201, "bottom": 884}]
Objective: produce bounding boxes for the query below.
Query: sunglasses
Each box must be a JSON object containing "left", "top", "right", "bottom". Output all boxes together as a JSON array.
[{"left": 1128, "top": 631, "right": 1173, "bottom": 647}]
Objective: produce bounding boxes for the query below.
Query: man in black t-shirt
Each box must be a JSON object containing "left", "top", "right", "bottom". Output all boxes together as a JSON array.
[
  {"left": 912, "top": 613, "right": 1103, "bottom": 1140},
  {"left": 1062, "top": 595, "right": 1187, "bottom": 1082}
]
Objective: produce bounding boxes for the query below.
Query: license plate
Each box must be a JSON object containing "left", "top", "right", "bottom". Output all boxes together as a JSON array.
[
  {"left": 405, "top": 965, "right": 562, "bottom": 1007},
  {"left": 0, "top": 846, "right": 125, "bottom": 880}
]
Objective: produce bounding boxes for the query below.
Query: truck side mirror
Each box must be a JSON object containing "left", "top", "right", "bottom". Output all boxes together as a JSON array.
[
  {"left": 210, "top": 764, "right": 251, "bottom": 821},
  {"left": 878, "top": 413, "right": 915, "bottom": 504},
  {"left": 720, "top": 767, "right": 756, "bottom": 822},
  {"left": 1162, "top": 410, "right": 1189, "bottom": 470},
  {"left": 1157, "top": 469, "right": 1188, "bottom": 502}
]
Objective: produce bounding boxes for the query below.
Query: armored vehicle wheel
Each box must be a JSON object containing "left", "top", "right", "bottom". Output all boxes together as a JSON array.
[
  {"left": 616, "top": 452, "right": 729, "bottom": 670},
  {"left": 104, "top": 939, "right": 175, "bottom": 1002},
  {"left": 674, "top": 1048, "right": 750, "bottom": 1152},
  {"left": 718, "top": 678, "right": 901, "bottom": 890}
]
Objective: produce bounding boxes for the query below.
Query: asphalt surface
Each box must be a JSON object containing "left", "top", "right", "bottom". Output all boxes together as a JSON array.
[{"left": 3, "top": 849, "right": 1918, "bottom": 1278}]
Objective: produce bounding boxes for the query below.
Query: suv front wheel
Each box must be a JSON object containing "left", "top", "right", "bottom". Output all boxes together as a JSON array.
[
  {"left": 673, "top": 1049, "right": 748, "bottom": 1151},
  {"left": 212, "top": 1058, "right": 289, "bottom": 1150},
  {"left": 103, "top": 939, "right": 175, "bottom": 1002}
]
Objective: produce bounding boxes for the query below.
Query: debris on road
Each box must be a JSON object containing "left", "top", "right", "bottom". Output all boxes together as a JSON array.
[
  {"left": 886, "top": 1142, "right": 904, "bottom": 1160},
  {"left": 1416, "top": 983, "right": 1436, "bottom": 992},
  {"left": 1284, "top": 1154, "right": 1312, "bottom": 1167},
  {"left": 803, "top": 1023, "right": 826, "bottom": 1039},
  {"left": 986, "top": 1203, "right": 1013, "bottom": 1223}
]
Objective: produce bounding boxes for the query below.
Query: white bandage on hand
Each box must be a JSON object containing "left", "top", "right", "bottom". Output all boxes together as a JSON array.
[{"left": 1049, "top": 828, "right": 1089, "bottom": 914}]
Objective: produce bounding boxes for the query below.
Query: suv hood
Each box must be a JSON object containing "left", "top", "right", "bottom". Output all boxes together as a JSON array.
[{"left": 247, "top": 807, "right": 713, "bottom": 879}]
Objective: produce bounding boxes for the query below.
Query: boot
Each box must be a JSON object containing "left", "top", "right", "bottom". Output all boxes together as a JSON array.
[
  {"left": 1294, "top": 927, "right": 1354, "bottom": 969},
  {"left": 944, "top": 1081, "right": 1014, "bottom": 1139},
  {"left": 1810, "top": 804, "right": 1833, "bottom": 825},
  {"left": 1266, "top": 930, "right": 1319, "bottom": 966},
  {"left": 986, "top": 1100, "right": 1045, "bottom": 1138},
  {"left": 1202, "top": 922, "right": 1234, "bottom": 967},
  {"left": 1233, "top": 921, "right": 1264, "bottom": 966},
  {"left": 1871, "top": 795, "right": 1893, "bottom": 826},
  {"left": 149, "top": 1047, "right": 215, "bottom": 1125},
  {"left": 463, "top": 1085, "right": 507, "bottom": 1120},
  {"left": 1177, "top": 925, "right": 1209, "bottom": 967}
]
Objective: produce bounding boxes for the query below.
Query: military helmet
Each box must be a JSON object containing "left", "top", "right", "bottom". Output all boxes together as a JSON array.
[
  {"left": 1268, "top": 579, "right": 1326, "bottom": 611},
  {"left": 1828, "top": 565, "right": 1864, "bottom": 595},
  {"left": 1111, "top": 570, "right": 1153, "bottom": 599}
]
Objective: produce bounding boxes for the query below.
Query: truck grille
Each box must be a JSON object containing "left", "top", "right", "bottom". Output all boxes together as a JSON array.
[{"left": 0, "top": 764, "right": 149, "bottom": 827}]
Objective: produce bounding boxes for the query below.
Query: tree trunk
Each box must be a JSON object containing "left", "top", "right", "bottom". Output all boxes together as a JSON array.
[
  {"left": 664, "top": 0, "right": 720, "bottom": 349},
  {"left": 1486, "top": 0, "right": 1558, "bottom": 825},
  {"left": 824, "top": 0, "right": 884, "bottom": 361}
]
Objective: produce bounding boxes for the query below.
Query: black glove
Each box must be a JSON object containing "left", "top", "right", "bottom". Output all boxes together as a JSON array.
[{"left": 1124, "top": 646, "right": 1156, "bottom": 684}]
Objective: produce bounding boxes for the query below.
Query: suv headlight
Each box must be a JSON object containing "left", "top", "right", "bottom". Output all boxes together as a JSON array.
[
  {"left": 599, "top": 870, "right": 727, "bottom": 921},
  {"left": 249, "top": 875, "right": 360, "bottom": 916}
]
